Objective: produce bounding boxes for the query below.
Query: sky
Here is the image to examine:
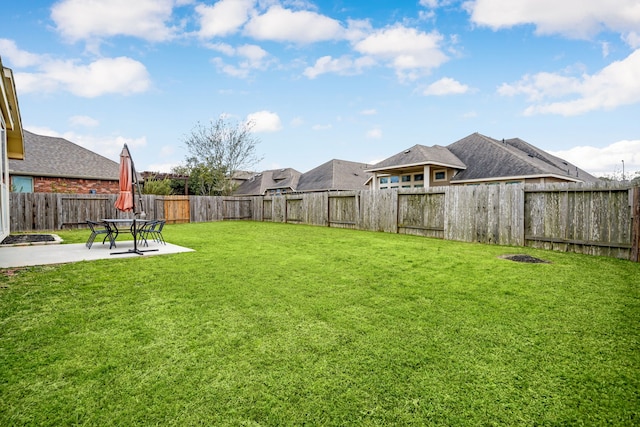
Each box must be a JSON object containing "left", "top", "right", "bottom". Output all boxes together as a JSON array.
[{"left": 1, "top": 0, "right": 639, "bottom": 178}]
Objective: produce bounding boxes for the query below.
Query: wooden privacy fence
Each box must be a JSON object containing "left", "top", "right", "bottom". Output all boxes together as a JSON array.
[{"left": 8, "top": 182, "right": 640, "bottom": 261}]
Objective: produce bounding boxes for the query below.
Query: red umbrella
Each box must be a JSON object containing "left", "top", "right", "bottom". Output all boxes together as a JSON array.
[{"left": 114, "top": 144, "right": 134, "bottom": 212}]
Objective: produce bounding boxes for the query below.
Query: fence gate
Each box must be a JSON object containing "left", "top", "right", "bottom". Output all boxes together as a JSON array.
[{"left": 156, "top": 196, "right": 190, "bottom": 224}]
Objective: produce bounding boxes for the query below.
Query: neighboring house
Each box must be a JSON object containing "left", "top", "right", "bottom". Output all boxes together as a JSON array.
[
  {"left": 366, "top": 132, "right": 598, "bottom": 189},
  {"left": 1, "top": 57, "right": 24, "bottom": 242},
  {"left": 234, "top": 168, "right": 301, "bottom": 196},
  {"left": 295, "top": 159, "right": 372, "bottom": 193},
  {"left": 234, "top": 160, "right": 373, "bottom": 196},
  {"left": 9, "top": 130, "right": 120, "bottom": 194}
]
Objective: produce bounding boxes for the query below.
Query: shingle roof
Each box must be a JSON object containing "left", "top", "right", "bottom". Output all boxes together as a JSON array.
[
  {"left": 366, "top": 144, "right": 466, "bottom": 172},
  {"left": 8, "top": 130, "right": 120, "bottom": 181},
  {"left": 296, "top": 159, "right": 373, "bottom": 192},
  {"left": 234, "top": 168, "right": 302, "bottom": 195},
  {"left": 447, "top": 133, "right": 598, "bottom": 183}
]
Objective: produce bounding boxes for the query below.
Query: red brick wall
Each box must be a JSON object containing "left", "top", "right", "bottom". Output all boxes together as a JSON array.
[{"left": 33, "top": 177, "right": 119, "bottom": 194}]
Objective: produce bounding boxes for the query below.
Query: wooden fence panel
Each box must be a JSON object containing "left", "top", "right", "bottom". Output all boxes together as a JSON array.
[
  {"left": 632, "top": 187, "right": 640, "bottom": 262},
  {"left": 446, "top": 184, "right": 524, "bottom": 245},
  {"left": 524, "top": 184, "right": 633, "bottom": 258},
  {"left": 270, "top": 197, "right": 286, "bottom": 223},
  {"left": 285, "top": 197, "right": 304, "bottom": 223},
  {"left": 223, "top": 198, "right": 252, "bottom": 220},
  {"left": 190, "top": 196, "right": 223, "bottom": 222},
  {"left": 397, "top": 189, "right": 445, "bottom": 238},
  {"left": 262, "top": 199, "right": 273, "bottom": 221},
  {"left": 305, "top": 193, "right": 328, "bottom": 226},
  {"left": 328, "top": 193, "right": 357, "bottom": 229},
  {"left": 359, "top": 189, "right": 397, "bottom": 233}
]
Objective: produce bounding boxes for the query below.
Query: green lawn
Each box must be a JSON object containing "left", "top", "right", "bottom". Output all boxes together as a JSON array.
[{"left": 1, "top": 221, "right": 639, "bottom": 426}]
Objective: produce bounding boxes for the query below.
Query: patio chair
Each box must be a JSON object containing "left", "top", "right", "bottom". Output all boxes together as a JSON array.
[
  {"left": 86, "top": 220, "right": 116, "bottom": 249},
  {"left": 138, "top": 220, "right": 166, "bottom": 246}
]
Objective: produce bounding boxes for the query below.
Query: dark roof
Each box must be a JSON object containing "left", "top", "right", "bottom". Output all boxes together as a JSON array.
[
  {"left": 9, "top": 130, "right": 120, "bottom": 181},
  {"left": 234, "top": 168, "right": 301, "bottom": 195},
  {"left": 296, "top": 159, "right": 373, "bottom": 192},
  {"left": 447, "top": 133, "right": 598, "bottom": 183},
  {"left": 367, "top": 144, "right": 466, "bottom": 172}
]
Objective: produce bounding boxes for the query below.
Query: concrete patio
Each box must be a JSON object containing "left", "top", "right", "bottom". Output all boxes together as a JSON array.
[{"left": 0, "top": 238, "right": 194, "bottom": 269}]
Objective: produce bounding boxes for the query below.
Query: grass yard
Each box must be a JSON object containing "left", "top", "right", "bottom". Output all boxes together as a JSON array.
[{"left": 1, "top": 221, "right": 639, "bottom": 425}]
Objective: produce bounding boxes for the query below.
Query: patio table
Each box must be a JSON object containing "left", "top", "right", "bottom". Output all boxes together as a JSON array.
[
  {"left": 101, "top": 218, "right": 157, "bottom": 255},
  {"left": 102, "top": 219, "right": 155, "bottom": 252}
]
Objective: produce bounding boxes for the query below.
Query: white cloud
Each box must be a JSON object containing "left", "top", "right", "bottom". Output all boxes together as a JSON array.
[
  {"left": 624, "top": 31, "right": 640, "bottom": 49},
  {"left": 244, "top": 5, "right": 345, "bottom": 43},
  {"left": 550, "top": 139, "right": 640, "bottom": 176},
  {"left": 464, "top": 0, "right": 640, "bottom": 44},
  {"left": 498, "top": 49, "right": 640, "bottom": 115},
  {"left": 353, "top": 25, "right": 448, "bottom": 81},
  {"left": 196, "top": 0, "right": 255, "bottom": 38},
  {"left": 423, "top": 77, "right": 470, "bottom": 95},
  {"left": 69, "top": 115, "right": 100, "bottom": 127},
  {"left": 51, "top": 0, "right": 179, "bottom": 43},
  {"left": 303, "top": 55, "right": 375, "bottom": 79},
  {"left": 366, "top": 128, "right": 383, "bottom": 139},
  {"left": 211, "top": 43, "right": 272, "bottom": 78},
  {"left": 247, "top": 110, "right": 283, "bottom": 132},
  {"left": 16, "top": 56, "right": 151, "bottom": 98},
  {"left": 0, "top": 39, "right": 43, "bottom": 67},
  {"left": 312, "top": 124, "right": 332, "bottom": 131}
]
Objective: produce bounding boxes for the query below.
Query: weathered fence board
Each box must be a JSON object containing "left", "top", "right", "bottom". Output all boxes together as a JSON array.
[
  {"left": 328, "top": 192, "right": 357, "bottom": 229},
  {"left": 360, "top": 189, "right": 397, "bottom": 233},
  {"left": 8, "top": 182, "right": 639, "bottom": 261},
  {"left": 524, "top": 184, "right": 633, "bottom": 258},
  {"left": 223, "top": 198, "right": 252, "bottom": 220},
  {"left": 397, "top": 189, "right": 445, "bottom": 238}
]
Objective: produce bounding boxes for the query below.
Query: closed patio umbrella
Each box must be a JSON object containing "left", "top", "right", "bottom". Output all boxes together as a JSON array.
[
  {"left": 111, "top": 144, "right": 155, "bottom": 256},
  {"left": 114, "top": 144, "right": 134, "bottom": 212}
]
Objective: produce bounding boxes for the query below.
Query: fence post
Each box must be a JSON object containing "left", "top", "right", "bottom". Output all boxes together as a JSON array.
[{"left": 632, "top": 186, "right": 640, "bottom": 262}]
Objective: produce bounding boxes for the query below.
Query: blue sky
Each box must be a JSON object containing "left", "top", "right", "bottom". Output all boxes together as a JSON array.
[{"left": 1, "top": 0, "right": 639, "bottom": 177}]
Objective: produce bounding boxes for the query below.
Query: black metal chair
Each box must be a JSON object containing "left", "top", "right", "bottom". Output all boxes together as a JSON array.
[
  {"left": 86, "top": 220, "right": 116, "bottom": 249},
  {"left": 138, "top": 220, "right": 166, "bottom": 246}
]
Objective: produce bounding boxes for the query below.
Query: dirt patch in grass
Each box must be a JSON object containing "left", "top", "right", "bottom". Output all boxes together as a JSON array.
[{"left": 499, "top": 254, "right": 551, "bottom": 264}]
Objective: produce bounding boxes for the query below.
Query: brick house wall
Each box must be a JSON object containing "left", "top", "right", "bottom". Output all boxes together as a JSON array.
[{"left": 33, "top": 177, "right": 119, "bottom": 194}]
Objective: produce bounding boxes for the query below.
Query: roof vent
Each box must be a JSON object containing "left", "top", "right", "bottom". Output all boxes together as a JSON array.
[{"left": 404, "top": 149, "right": 411, "bottom": 154}]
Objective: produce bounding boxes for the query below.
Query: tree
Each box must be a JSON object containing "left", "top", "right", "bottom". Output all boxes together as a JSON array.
[
  {"left": 181, "top": 117, "right": 262, "bottom": 196},
  {"left": 142, "top": 175, "right": 173, "bottom": 195}
]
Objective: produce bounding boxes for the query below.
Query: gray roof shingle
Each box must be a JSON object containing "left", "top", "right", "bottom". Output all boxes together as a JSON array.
[
  {"left": 447, "top": 133, "right": 598, "bottom": 182},
  {"left": 234, "top": 168, "right": 302, "bottom": 195},
  {"left": 9, "top": 130, "right": 120, "bottom": 181},
  {"left": 296, "top": 159, "right": 372, "bottom": 192}
]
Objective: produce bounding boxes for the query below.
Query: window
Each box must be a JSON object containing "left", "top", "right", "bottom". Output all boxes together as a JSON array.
[
  {"left": 401, "top": 175, "right": 411, "bottom": 182},
  {"left": 12, "top": 176, "right": 33, "bottom": 193},
  {"left": 433, "top": 170, "right": 446, "bottom": 181},
  {"left": 414, "top": 174, "right": 424, "bottom": 181},
  {"left": 390, "top": 176, "right": 399, "bottom": 183},
  {"left": 380, "top": 177, "right": 389, "bottom": 184}
]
